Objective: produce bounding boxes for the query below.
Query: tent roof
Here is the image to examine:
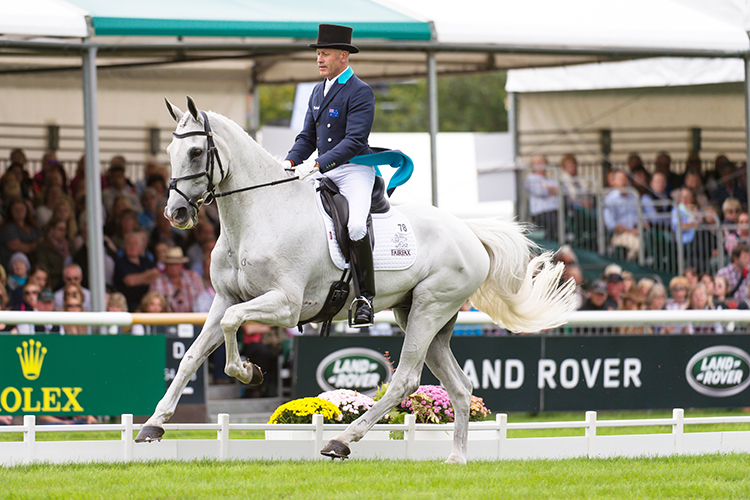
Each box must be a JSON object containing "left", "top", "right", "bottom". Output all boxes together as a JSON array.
[
  {"left": 1, "top": 0, "right": 89, "bottom": 38},
  {"left": 405, "top": 0, "right": 749, "bottom": 53},
  {"left": 504, "top": 1, "right": 750, "bottom": 93},
  {"left": 0, "top": 0, "right": 748, "bottom": 84},
  {"left": 72, "top": 0, "right": 431, "bottom": 39},
  {"left": 506, "top": 57, "right": 746, "bottom": 93}
]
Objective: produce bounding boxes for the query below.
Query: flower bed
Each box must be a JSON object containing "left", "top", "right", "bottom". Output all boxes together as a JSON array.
[{"left": 267, "top": 385, "right": 491, "bottom": 440}]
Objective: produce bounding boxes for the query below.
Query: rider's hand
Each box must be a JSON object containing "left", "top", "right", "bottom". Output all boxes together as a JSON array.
[
  {"left": 295, "top": 159, "right": 320, "bottom": 181},
  {"left": 282, "top": 160, "right": 293, "bottom": 170}
]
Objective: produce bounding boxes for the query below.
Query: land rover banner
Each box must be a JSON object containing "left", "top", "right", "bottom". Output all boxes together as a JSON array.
[
  {"left": 294, "top": 335, "right": 750, "bottom": 412},
  {"left": 0, "top": 335, "right": 165, "bottom": 416}
]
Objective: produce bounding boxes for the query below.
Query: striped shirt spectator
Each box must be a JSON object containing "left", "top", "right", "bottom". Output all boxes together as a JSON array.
[{"left": 715, "top": 243, "right": 750, "bottom": 302}]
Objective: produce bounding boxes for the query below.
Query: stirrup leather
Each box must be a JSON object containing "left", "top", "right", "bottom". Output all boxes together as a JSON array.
[{"left": 348, "top": 296, "right": 374, "bottom": 328}]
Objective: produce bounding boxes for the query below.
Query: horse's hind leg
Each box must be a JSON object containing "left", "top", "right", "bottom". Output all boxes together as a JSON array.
[
  {"left": 135, "top": 295, "right": 232, "bottom": 442},
  {"left": 425, "top": 314, "right": 473, "bottom": 464},
  {"left": 322, "top": 337, "right": 427, "bottom": 458},
  {"left": 322, "top": 290, "right": 466, "bottom": 459}
]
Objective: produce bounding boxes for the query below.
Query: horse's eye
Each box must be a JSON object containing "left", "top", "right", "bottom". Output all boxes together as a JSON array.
[{"left": 189, "top": 148, "right": 203, "bottom": 160}]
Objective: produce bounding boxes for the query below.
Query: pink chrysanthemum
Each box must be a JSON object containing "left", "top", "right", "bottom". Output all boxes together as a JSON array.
[
  {"left": 397, "top": 385, "right": 491, "bottom": 423},
  {"left": 317, "top": 389, "right": 376, "bottom": 424}
]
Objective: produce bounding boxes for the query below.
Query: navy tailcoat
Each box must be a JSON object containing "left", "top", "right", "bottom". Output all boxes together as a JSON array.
[{"left": 286, "top": 68, "right": 375, "bottom": 173}]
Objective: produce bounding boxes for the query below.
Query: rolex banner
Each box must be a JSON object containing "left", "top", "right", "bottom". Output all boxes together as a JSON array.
[
  {"left": 293, "top": 335, "right": 750, "bottom": 412},
  {"left": 0, "top": 335, "right": 165, "bottom": 416}
]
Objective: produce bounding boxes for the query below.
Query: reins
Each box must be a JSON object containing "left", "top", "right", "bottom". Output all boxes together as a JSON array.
[{"left": 169, "top": 110, "right": 299, "bottom": 210}]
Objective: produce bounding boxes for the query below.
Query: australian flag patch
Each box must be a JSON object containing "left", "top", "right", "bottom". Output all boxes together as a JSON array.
[{"left": 328, "top": 108, "right": 339, "bottom": 117}]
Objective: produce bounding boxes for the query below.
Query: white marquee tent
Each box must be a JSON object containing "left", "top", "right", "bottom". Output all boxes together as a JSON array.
[
  {"left": 504, "top": 0, "right": 750, "bottom": 168},
  {"left": 2, "top": 0, "right": 749, "bottom": 309}
]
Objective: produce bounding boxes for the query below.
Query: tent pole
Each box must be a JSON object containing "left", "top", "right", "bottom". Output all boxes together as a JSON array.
[
  {"left": 82, "top": 46, "right": 106, "bottom": 312},
  {"left": 247, "top": 67, "right": 260, "bottom": 139},
  {"left": 508, "top": 92, "right": 522, "bottom": 217},
  {"left": 427, "top": 50, "right": 439, "bottom": 207},
  {"left": 745, "top": 55, "right": 750, "bottom": 196}
]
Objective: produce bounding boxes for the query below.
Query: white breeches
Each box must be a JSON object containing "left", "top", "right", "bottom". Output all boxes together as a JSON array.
[{"left": 323, "top": 163, "right": 376, "bottom": 241}]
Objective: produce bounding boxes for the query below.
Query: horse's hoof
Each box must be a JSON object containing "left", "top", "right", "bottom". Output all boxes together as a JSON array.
[
  {"left": 135, "top": 425, "right": 165, "bottom": 443},
  {"left": 244, "top": 361, "right": 264, "bottom": 386},
  {"left": 444, "top": 453, "right": 467, "bottom": 465},
  {"left": 321, "top": 439, "right": 350, "bottom": 460}
]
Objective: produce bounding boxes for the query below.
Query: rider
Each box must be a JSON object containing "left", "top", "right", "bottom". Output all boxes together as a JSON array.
[{"left": 283, "top": 24, "right": 376, "bottom": 328}]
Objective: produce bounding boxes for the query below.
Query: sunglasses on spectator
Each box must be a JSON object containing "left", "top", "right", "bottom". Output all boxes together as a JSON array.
[
  {"left": 24, "top": 290, "right": 40, "bottom": 296},
  {"left": 671, "top": 286, "right": 687, "bottom": 291},
  {"left": 65, "top": 303, "right": 83, "bottom": 309}
]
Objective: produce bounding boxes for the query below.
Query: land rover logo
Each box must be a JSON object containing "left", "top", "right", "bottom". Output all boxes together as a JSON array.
[
  {"left": 685, "top": 346, "right": 750, "bottom": 397},
  {"left": 316, "top": 348, "right": 392, "bottom": 396}
]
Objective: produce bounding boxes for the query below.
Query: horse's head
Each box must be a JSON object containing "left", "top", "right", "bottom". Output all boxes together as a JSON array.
[{"left": 164, "top": 96, "right": 226, "bottom": 230}]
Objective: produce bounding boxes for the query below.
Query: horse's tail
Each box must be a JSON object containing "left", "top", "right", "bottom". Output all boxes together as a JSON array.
[{"left": 465, "top": 218, "right": 577, "bottom": 333}]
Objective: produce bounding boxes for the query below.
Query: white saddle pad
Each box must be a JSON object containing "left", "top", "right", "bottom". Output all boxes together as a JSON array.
[{"left": 316, "top": 192, "right": 418, "bottom": 271}]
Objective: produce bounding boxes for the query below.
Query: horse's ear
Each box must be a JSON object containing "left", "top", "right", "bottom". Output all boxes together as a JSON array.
[
  {"left": 186, "top": 96, "right": 200, "bottom": 121},
  {"left": 165, "top": 98, "right": 183, "bottom": 122}
]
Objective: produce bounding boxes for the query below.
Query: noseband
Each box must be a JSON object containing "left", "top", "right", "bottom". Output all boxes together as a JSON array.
[{"left": 169, "top": 110, "right": 298, "bottom": 213}]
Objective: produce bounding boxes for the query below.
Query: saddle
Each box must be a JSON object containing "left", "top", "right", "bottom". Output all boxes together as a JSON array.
[
  {"left": 317, "top": 175, "right": 390, "bottom": 256},
  {"left": 298, "top": 176, "right": 390, "bottom": 336}
]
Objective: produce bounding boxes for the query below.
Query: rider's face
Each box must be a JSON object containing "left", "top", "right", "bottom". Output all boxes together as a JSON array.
[{"left": 316, "top": 49, "right": 347, "bottom": 79}]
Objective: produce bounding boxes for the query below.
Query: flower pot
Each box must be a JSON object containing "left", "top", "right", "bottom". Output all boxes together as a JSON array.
[{"left": 265, "top": 428, "right": 340, "bottom": 440}]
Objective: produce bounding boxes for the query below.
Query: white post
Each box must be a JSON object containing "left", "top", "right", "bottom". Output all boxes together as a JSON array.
[
  {"left": 218, "top": 413, "right": 230, "bottom": 460},
  {"left": 405, "top": 414, "right": 416, "bottom": 460},
  {"left": 744, "top": 57, "right": 750, "bottom": 199},
  {"left": 427, "top": 49, "right": 439, "bottom": 207},
  {"left": 672, "top": 408, "right": 684, "bottom": 455},
  {"left": 24, "top": 415, "right": 36, "bottom": 465},
  {"left": 497, "top": 413, "right": 507, "bottom": 459},
  {"left": 81, "top": 44, "right": 106, "bottom": 312},
  {"left": 312, "top": 414, "right": 324, "bottom": 460},
  {"left": 122, "top": 414, "right": 134, "bottom": 462},
  {"left": 585, "top": 411, "right": 597, "bottom": 458}
]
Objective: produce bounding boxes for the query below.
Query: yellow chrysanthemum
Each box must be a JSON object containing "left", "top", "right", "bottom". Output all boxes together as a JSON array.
[{"left": 268, "top": 397, "right": 341, "bottom": 424}]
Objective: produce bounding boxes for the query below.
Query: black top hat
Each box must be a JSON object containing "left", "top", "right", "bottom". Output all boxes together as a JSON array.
[{"left": 308, "top": 24, "right": 359, "bottom": 54}]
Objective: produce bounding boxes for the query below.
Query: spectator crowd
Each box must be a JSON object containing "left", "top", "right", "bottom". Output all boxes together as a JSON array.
[
  {"left": 2, "top": 147, "right": 749, "bottom": 338},
  {"left": 544, "top": 149, "right": 750, "bottom": 335},
  {"left": 0, "top": 148, "right": 218, "bottom": 332},
  {"left": 0, "top": 149, "right": 746, "bottom": 350},
  {"left": 0, "top": 148, "right": 294, "bottom": 410}
]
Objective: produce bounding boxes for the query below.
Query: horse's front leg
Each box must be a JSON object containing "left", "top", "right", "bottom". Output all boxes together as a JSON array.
[
  {"left": 220, "top": 289, "right": 300, "bottom": 384},
  {"left": 135, "top": 295, "right": 231, "bottom": 443}
]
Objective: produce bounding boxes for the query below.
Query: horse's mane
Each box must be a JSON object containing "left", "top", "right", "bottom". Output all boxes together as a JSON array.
[{"left": 204, "top": 110, "right": 284, "bottom": 168}]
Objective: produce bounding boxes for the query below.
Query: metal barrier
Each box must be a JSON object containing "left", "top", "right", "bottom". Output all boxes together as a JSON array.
[
  {"left": 3, "top": 309, "right": 750, "bottom": 336},
  {"left": 518, "top": 165, "right": 746, "bottom": 277}
]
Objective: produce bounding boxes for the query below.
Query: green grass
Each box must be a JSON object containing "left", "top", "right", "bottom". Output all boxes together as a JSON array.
[
  {"left": 1, "top": 455, "right": 749, "bottom": 499},
  {"left": 0, "top": 429, "right": 265, "bottom": 442}
]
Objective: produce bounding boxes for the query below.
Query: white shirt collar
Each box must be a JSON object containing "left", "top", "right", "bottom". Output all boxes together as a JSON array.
[{"left": 324, "top": 66, "right": 350, "bottom": 95}]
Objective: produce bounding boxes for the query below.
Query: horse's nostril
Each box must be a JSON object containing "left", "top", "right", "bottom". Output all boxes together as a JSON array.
[{"left": 174, "top": 207, "right": 188, "bottom": 221}]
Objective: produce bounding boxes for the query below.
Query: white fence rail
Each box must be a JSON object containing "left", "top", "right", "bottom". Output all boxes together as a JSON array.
[
  {"left": 2, "top": 410, "right": 750, "bottom": 466},
  {"left": 3, "top": 309, "right": 750, "bottom": 328}
]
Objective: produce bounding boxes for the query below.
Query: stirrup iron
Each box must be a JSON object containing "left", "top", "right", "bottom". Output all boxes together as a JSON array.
[{"left": 348, "top": 296, "right": 374, "bottom": 328}]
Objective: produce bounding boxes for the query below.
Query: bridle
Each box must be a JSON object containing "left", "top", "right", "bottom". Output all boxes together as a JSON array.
[{"left": 168, "top": 110, "right": 298, "bottom": 213}]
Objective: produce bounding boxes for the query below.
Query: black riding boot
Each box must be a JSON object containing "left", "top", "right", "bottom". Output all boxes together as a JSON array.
[{"left": 349, "top": 236, "right": 375, "bottom": 328}]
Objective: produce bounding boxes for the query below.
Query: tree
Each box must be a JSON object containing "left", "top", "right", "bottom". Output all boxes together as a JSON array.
[
  {"left": 259, "top": 72, "right": 508, "bottom": 133},
  {"left": 259, "top": 84, "right": 296, "bottom": 127},
  {"left": 373, "top": 72, "right": 508, "bottom": 133}
]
